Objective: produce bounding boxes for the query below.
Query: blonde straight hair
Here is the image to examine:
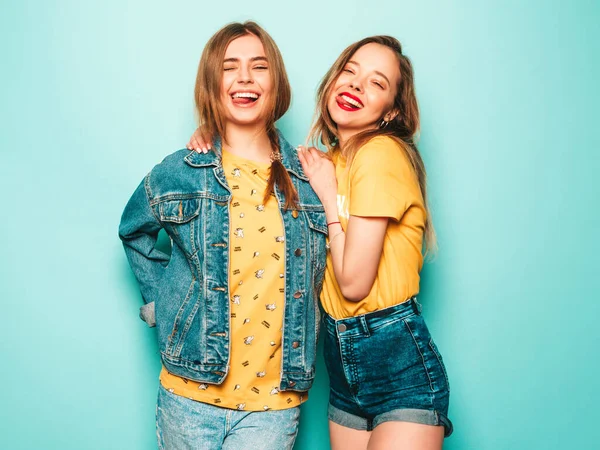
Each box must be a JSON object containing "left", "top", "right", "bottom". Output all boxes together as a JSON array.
[
  {"left": 309, "top": 36, "right": 437, "bottom": 255},
  {"left": 194, "top": 21, "right": 298, "bottom": 209}
]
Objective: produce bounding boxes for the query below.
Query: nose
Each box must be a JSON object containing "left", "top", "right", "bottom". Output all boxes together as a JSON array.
[
  {"left": 349, "top": 76, "right": 363, "bottom": 93},
  {"left": 237, "top": 66, "right": 254, "bottom": 84}
]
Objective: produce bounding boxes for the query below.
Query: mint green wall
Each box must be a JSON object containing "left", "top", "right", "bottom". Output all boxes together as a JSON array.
[{"left": 2, "top": 1, "right": 599, "bottom": 449}]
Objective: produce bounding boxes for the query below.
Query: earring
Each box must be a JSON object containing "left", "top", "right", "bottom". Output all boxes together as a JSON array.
[{"left": 379, "top": 119, "right": 389, "bottom": 129}]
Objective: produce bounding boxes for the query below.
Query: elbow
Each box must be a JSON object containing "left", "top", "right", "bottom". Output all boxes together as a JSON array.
[
  {"left": 340, "top": 284, "right": 371, "bottom": 303},
  {"left": 118, "top": 220, "right": 129, "bottom": 242}
]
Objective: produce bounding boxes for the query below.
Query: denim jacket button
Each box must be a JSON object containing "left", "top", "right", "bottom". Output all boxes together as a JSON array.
[
  {"left": 293, "top": 291, "right": 302, "bottom": 299},
  {"left": 292, "top": 341, "right": 300, "bottom": 349},
  {"left": 288, "top": 381, "right": 296, "bottom": 387},
  {"left": 292, "top": 210, "right": 299, "bottom": 218},
  {"left": 337, "top": 323, "right": 347, "bottom": 332},
  {"left": 294, "top": 248, "right": 302, "bottom": 256}
]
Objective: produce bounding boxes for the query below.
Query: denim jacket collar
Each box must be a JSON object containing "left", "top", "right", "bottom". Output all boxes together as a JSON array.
[{"left": 184, "top": 130, "right": 308, "bottom": 181}]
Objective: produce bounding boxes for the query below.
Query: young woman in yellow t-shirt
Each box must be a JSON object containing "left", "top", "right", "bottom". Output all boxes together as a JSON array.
[
  {"left": 120, "top": 22, "right": 327, "bottom": 449},
  {"left": 298, "top": 37, "right": 452, "bottom": 449}
]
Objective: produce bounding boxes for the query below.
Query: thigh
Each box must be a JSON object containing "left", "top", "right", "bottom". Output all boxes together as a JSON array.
[
  {"left": 367, "top": 422, "right": 444, "bottom": 450},
  {"left": 156, "top": 385, "right": 225, "bottom": 450},
  {"left": 222, "top": 407, "right": 300, "bottom": 450},
  {"left": 329, "top": 421, "right": 371, "bottom": 450}
]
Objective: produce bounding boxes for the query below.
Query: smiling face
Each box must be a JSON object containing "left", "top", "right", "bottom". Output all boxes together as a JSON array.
[
  {"left": 327, "top": 43, "right": 401, "bottom": 137},
  {"left": 220, "top": 33, "right": 273, "bottom": 128}
]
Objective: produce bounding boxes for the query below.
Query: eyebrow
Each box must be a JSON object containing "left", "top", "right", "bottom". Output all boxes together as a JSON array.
[
  {"left": 223, "top": 56, "right": 268, "bottom": 63},
  {"left": 347, "top": 60, "right": 390, "bottom": 85}
]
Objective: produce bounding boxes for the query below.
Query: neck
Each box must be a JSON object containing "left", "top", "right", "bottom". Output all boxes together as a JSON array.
[
  {"left": 336, "top": 124, "right": 376, "bottom": 150},
  {"left": 223, "top": 123, "right": 272, "bottom": 163},
  {"left": 337, "top": 129, "right": 352, "bottom": 149}
]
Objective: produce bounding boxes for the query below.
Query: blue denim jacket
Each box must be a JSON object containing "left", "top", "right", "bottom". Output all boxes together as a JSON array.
[{"left": 119, "top": 132, "right": 327, "bottom": 392}]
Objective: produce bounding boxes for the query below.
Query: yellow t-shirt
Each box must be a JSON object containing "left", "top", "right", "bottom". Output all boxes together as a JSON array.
[
  {"left": 160, "top": 149, "right": 305, "bottom": 411},
  {"left": 320, "top": 136, "right": 426, "bottom": 319}
]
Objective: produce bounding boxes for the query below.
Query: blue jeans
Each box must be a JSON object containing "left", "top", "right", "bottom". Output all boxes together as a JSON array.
[
  {"left": 156, "top": 385, "right": 300, "bottom": 449},
  {"left": 323, "top": 298, "right": 453, "bottom": 436}
]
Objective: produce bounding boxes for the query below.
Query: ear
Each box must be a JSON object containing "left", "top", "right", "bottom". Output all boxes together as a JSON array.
[{"left": 385, "top": 108, "right": 400, "bottom": 123}]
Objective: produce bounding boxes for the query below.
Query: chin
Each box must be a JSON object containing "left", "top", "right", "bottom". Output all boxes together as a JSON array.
[
  {"left": 329, "top": 114, "right": 356, "bottom": 129},
  {"left": 225, "top": 103, "right": 269, "bottom": 125},
  {"left": 229, "top": 116, "right": 267, "bottom": 127},
  {"left": 225, "top": 110, "right": 263, "bottom": 125},
  {"left": 328, "top": 104, "right": 358, "bottom": 128},
  {"left": 329, "top": 109, "right": 349, "bottom": 126}
]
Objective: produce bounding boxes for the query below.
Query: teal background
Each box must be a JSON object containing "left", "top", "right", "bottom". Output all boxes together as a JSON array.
[{"left": 1, "top": 0, "right": 599, "bottom": 448}]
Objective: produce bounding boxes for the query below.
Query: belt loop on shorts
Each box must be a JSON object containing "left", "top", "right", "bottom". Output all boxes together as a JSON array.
[
  {"left": 359, "top": 316, "right": 370, "bottom": 337},
  {"left": 412, "top": 296, "right": 422, "bottom": 315}
]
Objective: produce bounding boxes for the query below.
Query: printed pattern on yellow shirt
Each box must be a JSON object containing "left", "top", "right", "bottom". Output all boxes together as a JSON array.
[
  {"left": 160, "top": 149, "right": 305, "bottom": 411},
  {"left": 321, "top": 136, "right": 427, "bottom": 319}
]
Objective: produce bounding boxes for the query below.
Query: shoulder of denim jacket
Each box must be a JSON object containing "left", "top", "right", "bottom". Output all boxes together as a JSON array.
[
  {"left": 143, "top": 149, "right": 201, "bottom": 199},
  {"left": 149, "top": 148, "right": 203, "bottom": 179}
]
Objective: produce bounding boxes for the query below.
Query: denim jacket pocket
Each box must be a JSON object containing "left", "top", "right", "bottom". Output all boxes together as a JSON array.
[
  {"left": 304, "top": 209, "right": 327, "bottom": 234},
  {"left": 304, "top": 209, "right": 328, "bottom": 271},
  {"left": 159, "top": 198, "right": 201, "bottom": 224},
  {"left": 158, "top": 198, "right": 201, "bottom": 257}
]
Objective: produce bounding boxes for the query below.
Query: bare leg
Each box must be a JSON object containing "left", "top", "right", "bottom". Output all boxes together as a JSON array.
[
  {"left": 367, "top": 422, "right": 444, "bottom": 450},
  {"left": 329, "top": 420, "right": 371, "bottom": 450}
]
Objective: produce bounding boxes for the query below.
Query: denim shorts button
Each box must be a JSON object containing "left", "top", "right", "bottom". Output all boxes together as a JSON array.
[{"left": 337, "top": 323, "right": 347, "bottom": 332}]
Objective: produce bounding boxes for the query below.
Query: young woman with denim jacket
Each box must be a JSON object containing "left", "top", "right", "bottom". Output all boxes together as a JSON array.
[
  {"left": 297, "top": 36, "right": 453, "bottom": 449},
  {"left": 119, "top": 22, "right": 327, "bottom": 449}
]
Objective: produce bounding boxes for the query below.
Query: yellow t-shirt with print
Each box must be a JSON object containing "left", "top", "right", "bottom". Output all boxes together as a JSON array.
[
  {"left": 320, "top": 136, "right": 426, "bottom": 319},
  {"left": 160, "top": 149, "right": 305, "bottom": 411}
]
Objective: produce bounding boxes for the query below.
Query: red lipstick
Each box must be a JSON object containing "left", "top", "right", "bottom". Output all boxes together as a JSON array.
[{"left": 336, "top": 92, "right": 364, "bottom": 111}]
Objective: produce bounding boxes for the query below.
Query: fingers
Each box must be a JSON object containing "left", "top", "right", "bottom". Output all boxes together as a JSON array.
[
  {"left": 190, "top": 136, "right": 200, "bottom": 151},
  {"left": 186, "top": 128, "right": 213, "bottom": 154},
  {"left": 186, "top": 136, "right": 195, "bottom": 151},
  {"left": 308, "top": 147, "right": 322, "bottom": 161},
  {"left": 199, "top": 132, "right": 212, "bottom": 153},
  {"left": 300, "top": 145, "right": 316, "bottom": 166},
  {"left": 297, "top": 146, "right": 309, "bottom": 172},
  {"left": 193, "top": 128, "right": 204, "bottom": 153},
  {"left": 186, "top": 129, "right": 201, "bottom": 152}
]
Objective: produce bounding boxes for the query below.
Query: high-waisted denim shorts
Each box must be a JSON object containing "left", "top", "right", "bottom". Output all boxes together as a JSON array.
[{"left": 323, "top": 298, "right": 453, "bottom": 436}]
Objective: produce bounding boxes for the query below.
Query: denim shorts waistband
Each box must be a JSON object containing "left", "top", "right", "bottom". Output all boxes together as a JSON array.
[{"left": 323, "top": 297, "right": 420, "bottom": 337}]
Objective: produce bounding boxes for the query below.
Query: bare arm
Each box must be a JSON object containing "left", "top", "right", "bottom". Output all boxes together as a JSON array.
[{"left": 298, "top": 147, "right": 387, "bottom": 302}]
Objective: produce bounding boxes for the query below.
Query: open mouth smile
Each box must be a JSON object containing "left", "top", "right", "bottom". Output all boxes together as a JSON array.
[
  {"left": 336, "top": 92, "right": 364, "bottom": 111},
  {"left": 231, "top": 91, "right": 260, "bottom": 106}
]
